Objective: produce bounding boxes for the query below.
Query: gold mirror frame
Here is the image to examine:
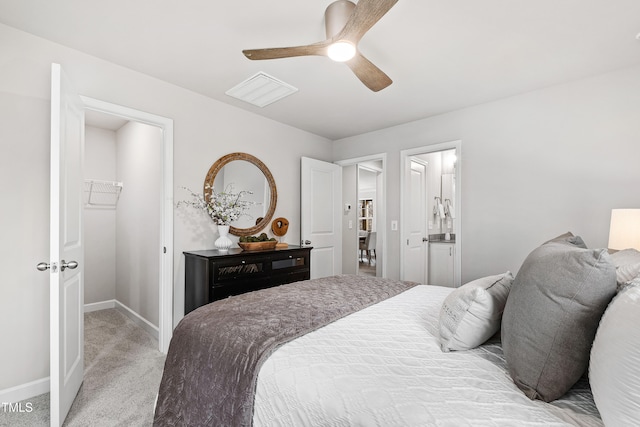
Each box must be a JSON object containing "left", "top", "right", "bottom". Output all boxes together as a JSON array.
[{"left": 204, "top": 152, "right": 277, "bottom": 237}]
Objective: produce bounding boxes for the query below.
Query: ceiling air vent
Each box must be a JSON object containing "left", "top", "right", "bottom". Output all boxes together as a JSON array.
[{"left": 225, "top": 72, "right": 298, "bottom": 107}]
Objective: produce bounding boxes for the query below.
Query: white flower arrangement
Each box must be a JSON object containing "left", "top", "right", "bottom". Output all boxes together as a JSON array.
[{"left": 177, "top": 184, "right": 256, "bottom": 226}]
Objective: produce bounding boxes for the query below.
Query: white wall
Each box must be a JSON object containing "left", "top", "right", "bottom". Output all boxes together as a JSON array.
[
  {"left": 116, "top": 121, "right": 162, "bottom": 326},
  {"left": 0, "top": 91, "right": 50, "bottom": 391},
  {"left": 334, "top": 64, "right": 640, "bottom": 282},
  {"left": 84, "top": 126, "right": 117, "bottom": 304},
  {"left": 0, "top": 23, "right": 332, "bottom": 394}
]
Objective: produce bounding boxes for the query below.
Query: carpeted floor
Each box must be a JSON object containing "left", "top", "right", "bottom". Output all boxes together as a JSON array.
[{"left": 1, "top": 309, "right": 166, "bottom": 427}]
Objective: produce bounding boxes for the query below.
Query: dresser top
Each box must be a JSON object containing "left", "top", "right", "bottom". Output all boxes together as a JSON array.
[{"left": 184, "top": 245, "right": 309, "bottom": 259}]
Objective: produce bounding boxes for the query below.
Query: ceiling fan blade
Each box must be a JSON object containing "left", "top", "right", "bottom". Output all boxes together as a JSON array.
[
  {"left": 345, "top": 52, "right": 392, "bottom": 92},
  {"left": 243, "top": 40, "right": 330, "bottom": 60},
  {"left": 337, "top": 0, "right": 399, "bottom": 44}
]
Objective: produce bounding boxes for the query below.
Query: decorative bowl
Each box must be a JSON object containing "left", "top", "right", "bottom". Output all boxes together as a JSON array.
[{"left": 238, "top": 241, "right": 277, "bottom": 251}]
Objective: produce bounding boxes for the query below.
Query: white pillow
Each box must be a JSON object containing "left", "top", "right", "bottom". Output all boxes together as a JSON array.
[
  {"left": 609, "top": 248, "right": 640, "bottom": 286},
  {"left": 589, "top": 282, "right": 640, "bottom": 425},
  {"left": 438, "top": 272, "right": 514, "bottom": 352}
]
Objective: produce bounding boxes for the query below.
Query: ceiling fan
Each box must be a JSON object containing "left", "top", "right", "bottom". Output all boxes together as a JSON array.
[{"left": 242, "top": 0, "right": 398, "bottom": 92}]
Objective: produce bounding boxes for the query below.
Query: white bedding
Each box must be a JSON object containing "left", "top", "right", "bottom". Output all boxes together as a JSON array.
[{"left": 253, "top": 285, "right": 602, "bottom": 426}]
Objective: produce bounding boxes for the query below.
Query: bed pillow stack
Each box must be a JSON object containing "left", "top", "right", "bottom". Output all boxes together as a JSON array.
[
  {"left": 501, "top": 233, "right": 617, "bottom": 402},
  {"left": 438, "top": 272, "right": 514, "bottom": 352}
]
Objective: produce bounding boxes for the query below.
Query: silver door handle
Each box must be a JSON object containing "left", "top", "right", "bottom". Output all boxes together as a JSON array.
[
  {"left": 422, "top": 237, "right": 429, "bottom": 242},
  {"left": 61, "top": 260, "right": 78, "bottom": 272},
  {"left": 37, "top": 261, "right": 58, "bottom": 273},
  {"left": 301, "top": 240, "right": 311, "bottom": 245}
]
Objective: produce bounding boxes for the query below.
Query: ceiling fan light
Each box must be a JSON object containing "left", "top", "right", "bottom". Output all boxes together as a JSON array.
[{"left": 327, "top": 41, "right": 356, "bottom": 62}]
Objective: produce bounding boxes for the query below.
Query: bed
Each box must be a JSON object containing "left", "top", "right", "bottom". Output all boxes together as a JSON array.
[
  {"left": 251, "top": 284, "right": 600, "bottom": 427},
  {"left": 154, "top": 236, "right": 640, "bottom": 427}
]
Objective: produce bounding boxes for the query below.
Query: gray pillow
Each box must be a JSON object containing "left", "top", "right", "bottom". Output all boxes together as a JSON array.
[
  {"left": 501, "top": 241, "right": 617, "bottom": 402},
  {"left": 438, "top": 272, "right": 514, "bottom": 352},
  {"left": 543, "top": 231, "right": 587, "bottom": 248}
]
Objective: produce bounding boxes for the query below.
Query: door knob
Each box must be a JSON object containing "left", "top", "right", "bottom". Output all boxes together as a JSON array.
[
  {"left": 37, "top": 262, "right": 58, "bottom": 273},
  {"left": 422, "top": 237, "right": 429, "bottom": 242},
  {"left": 61, "top": 260, "right": 78, "bottom": 272},
  {"left": 301, "top": 240, "right": 312, "bottom": 246}
]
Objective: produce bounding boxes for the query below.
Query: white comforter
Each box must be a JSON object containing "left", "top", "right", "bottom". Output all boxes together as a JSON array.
[{"left": 253, "top": 285, "right": 602, "bottom": 426}]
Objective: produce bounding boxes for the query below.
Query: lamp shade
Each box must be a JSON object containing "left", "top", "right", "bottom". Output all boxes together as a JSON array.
[{"left": 608, "top": 209, "right": 640, "bottom": 250}]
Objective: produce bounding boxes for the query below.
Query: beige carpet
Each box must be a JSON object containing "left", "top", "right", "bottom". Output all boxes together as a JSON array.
[{"left": 1, "top": 309, "right": 166, "bottom": 427}]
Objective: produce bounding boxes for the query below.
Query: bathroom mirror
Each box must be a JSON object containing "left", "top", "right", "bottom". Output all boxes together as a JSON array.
[
  {"left": 441, "top": 173, "right": 455, "bottom": 215},
  {"left": 204, "top": 152, "right": 277, "bottom": 236}
]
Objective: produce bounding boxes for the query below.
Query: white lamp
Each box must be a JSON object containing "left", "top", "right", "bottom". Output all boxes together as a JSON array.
[{"left": 608, "top": 209, "right": 640, "bottom": 250}]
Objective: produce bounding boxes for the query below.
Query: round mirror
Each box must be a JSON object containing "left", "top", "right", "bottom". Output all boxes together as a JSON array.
[{"left": 203, "top": 153, "right": 277, "bottom": 236}]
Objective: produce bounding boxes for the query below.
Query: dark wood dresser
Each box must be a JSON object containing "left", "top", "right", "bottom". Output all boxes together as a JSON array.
[{"left": 184, "top": 245, "right": 312, "bottom": 315}]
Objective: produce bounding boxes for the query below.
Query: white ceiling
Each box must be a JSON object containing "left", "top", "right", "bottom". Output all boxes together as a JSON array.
[{"left": 2, "top": 0, "right": 639, "bottom": 140}]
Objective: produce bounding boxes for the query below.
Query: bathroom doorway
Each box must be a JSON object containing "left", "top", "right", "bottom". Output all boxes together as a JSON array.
[{"left": 400, "top": 142, "right": 461, "bottom": 286}]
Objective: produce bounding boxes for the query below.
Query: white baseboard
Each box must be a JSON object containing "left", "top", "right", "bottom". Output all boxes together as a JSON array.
[
  {"left": 85, "top": 299, "right": 159, "bottom": 340},
  {"left": 0, "top": 377, "right": 49, "bottom": 403},
  {"left": 114, "top": 301, "right": 159, "bottom": 341},
  {"left": 84, "top": 299, "right": 116, "bottom": 312}
]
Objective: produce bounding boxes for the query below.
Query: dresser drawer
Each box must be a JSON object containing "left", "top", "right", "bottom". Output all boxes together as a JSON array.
[
  {"left": 212, "top": 256, "right": 270, "bottom": 284},
  {"left": 184, "top": 246, "right": 312, "bottom": 315},
  {"left": 210, "top": 277, "right": 272, "bottom": 300},
  {"left": 270, "top": 250, "right": 309, "bottom": 274}
]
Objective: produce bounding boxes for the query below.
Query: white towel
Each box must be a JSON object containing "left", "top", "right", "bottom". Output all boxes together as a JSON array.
[
  {"left": 438, "top": 202, "right": 445, "bottom": 218},
  {"left": 445, "top": 199, "right": 455, "bottom": 219}
]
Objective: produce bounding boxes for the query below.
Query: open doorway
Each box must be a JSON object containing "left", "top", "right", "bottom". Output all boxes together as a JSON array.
[
  {"left": 81, "top": 97, "right": 174, "bottom": 352},
  {"left": 336, "top": 154, "right": 386, "bottom": 278},
  {"left": 400, "top": 142, "right": 461, "bottom": 287},
  {"left": 64, "top": 105, "right": 170, "bottom": 422},
  {"left": 83, "top": 111, "right": 163, "bottom": 336},
  {"left": 356, "top": 163, "right": 382, "bottom": 277}
]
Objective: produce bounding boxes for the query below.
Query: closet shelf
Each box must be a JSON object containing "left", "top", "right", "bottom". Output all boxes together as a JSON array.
[{"left": 84, "top": 179, "right": 123, "bottom": 208}]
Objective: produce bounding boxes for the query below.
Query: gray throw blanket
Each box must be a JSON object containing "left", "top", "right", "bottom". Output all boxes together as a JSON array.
[{"left": 153, "top": 274, "right": 417, "bottom": 427}]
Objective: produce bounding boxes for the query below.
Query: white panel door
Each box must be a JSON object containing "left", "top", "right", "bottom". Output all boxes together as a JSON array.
[
  {"left": 403, "top": 160, "right": 428, "bottom": 284},
  {"left": 301, "top": 157, "right": 342, "bottom": 279},
  {"left": 49, "top": 63, "right": 85, "bottom": 427}
]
